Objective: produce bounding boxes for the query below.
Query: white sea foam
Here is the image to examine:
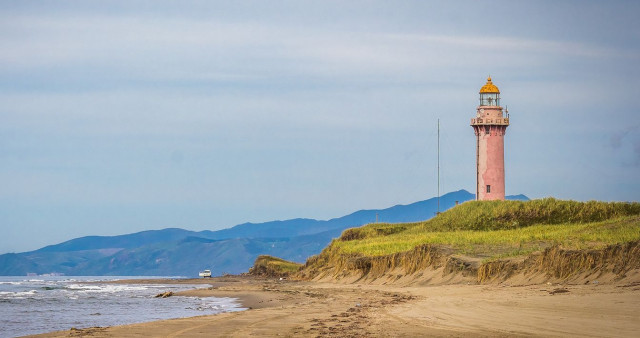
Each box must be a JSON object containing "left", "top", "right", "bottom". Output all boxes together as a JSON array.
[
  {"left": 188, "top": 297, "right": 247, "bottom": 312},
  {"left": 66, "top": 284, "right": 149, "bottom": 293},
  {"left": 0, "top": 290, "right": 38, "bottom": 299},
  {"left": 17, "top": 290, "right": 38, "bottom": 296},
  {"left": 0, "top": 281, "right": 22, "bottom": 285}
]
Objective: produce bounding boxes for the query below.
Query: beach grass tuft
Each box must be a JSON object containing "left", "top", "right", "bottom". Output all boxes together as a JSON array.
[{"left": 250, "top": 255, "right": 303, "bottom": 277}]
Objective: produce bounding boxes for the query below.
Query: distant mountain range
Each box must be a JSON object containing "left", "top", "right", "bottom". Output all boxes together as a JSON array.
[{"left": 0, "top": 190, "right": 528, "bottom": 276}]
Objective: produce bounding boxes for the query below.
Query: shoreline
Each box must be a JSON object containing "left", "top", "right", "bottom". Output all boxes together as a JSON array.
[
  {"left": 106, "top": 275, "right": 296, "bottom": 310},
  {"left": 26, "top": 275, "right": 640, "bottom": 337}
]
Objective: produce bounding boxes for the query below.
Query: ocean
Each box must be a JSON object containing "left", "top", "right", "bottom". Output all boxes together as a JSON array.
[{"left": 0, "top": 276, "right": 246, "bottom": 338}]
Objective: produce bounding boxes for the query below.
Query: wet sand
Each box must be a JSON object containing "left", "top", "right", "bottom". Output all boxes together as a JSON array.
[{"left": 27, "top": 276, "right": 640, "bottom": 337}]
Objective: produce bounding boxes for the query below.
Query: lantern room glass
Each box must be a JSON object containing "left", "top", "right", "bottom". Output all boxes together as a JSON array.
[{"left": 480, "top": 93, "right": 500, "bottom": 106}]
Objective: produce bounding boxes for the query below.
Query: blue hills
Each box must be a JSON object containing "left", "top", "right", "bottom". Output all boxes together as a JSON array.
[{"left": 0, "top": 190, "right": 528, "bottom": 276}]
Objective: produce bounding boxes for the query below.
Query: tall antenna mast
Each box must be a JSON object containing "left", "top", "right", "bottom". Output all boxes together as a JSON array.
[{"left": 437, "top": 118, "right": 440, "bottom": 215}]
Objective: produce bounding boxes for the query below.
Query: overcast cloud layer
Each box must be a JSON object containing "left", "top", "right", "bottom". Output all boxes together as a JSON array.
[{"left": 1, "top": 1, "right": 639, "bottom": 253}]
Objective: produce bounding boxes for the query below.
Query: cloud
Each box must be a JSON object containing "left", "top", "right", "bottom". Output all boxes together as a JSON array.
[
  {"left": 610, "top": 125, "right": 640, "bottom": 166},
  {"left": 4, "top": 7, "right": 635, "bottom": 95},
  {"left": 2, "top": 1, "right": 640, "bottom": 253}
]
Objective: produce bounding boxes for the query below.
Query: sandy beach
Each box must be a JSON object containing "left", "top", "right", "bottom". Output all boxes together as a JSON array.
[{"left": 26, "top": 275, "right": 640, "bottom": 337}]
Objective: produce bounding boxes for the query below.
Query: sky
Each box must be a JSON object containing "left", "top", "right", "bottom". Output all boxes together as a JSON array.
[{"left": 1, "top": 0, "right": 639, "bottom": 253}]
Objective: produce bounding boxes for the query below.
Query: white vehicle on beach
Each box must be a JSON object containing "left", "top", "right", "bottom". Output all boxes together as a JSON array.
[{"left": 199, "top": 270, "right": 212, "bottom": 278}]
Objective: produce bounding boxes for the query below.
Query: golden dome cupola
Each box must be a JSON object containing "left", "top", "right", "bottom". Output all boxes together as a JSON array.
[{"left": 479, "top": 77, "right": 500, "bottom": 106}]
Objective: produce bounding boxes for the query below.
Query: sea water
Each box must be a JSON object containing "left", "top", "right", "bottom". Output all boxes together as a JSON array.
[{"left": 0, "top": 276, "right": 245, "bottom": 338}]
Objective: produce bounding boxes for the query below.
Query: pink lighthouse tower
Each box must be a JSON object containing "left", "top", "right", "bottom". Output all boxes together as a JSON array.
[{"left": 470, "top": 77, "right": 509, "bottom": 200}]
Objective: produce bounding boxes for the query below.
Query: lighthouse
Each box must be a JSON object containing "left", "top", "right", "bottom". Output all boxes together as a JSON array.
[{"left": 471, "top": 77, "right": 509, "bottom": 200}]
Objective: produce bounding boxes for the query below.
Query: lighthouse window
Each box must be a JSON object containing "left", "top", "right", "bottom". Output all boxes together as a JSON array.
[
  {"left": 485, "top": 126, "right": 490, "bottom": 134},
  {"left": 486, "top": 185, "right": 491, "bottom": 193}
]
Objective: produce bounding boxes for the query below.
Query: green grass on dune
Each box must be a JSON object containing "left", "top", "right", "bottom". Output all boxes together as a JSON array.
[
  {"left": 252, "top": 255, "right": 302, "bottom": 275},
  {"left": 418, "top": 198, "right": 640, "bottom": 231},
  {"left": 334, "top": 198, "right": 640, "bottom": 260}
]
